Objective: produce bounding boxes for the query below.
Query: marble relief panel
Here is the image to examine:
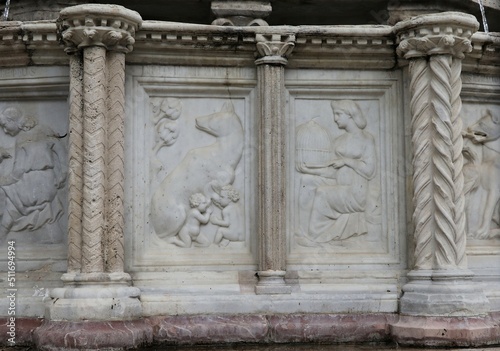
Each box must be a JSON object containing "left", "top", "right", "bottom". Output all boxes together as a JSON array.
[
  {"left": 286, "top": 70, "right": 405, "bottom": 266},
  {"left": 0, "top": 67, "right": 69, "bottom": 270},
  {"left": 125, "top": 66, "right": 257, "bottom": 270},
  {"left": 461, "top": 103, "right": 500, "bottom": 248},
  {"left": 461, "top": 73, "right": 500, "bottom": 257}
]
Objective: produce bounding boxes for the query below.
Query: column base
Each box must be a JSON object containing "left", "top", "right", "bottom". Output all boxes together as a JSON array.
[
  {"left": 400, "top": 269, "right": 490, "bottom": 316},
  {"left": 390, "top": 315, "right": 500, "bottom": 347},
  {"left": 47, "top": 272, "right": 142, "bottom": 321},
  {"left": 33, "top": 319, "right": 153, "bottom": 351},
  {"left": 255, "top": 270, "right": 292, "bottom": 294}
]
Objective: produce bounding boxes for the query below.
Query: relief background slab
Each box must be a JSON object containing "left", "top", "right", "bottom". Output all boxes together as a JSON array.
[{"left": 125, "top": 66, "right": 258, "bottom": 272}]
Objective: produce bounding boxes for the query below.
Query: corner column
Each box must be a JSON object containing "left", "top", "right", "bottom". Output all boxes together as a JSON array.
[
  {"left": 254, "top": 34, "right": 295, "bottom": 294},
  {"left": 34, "top": 5, "right": 151, "bottom": 350},
  {"left": 392, "top": 12, "right": 496, "bottom": 347},
  {"left": 52, "top": 2, "right": 141, "bottom": 319}
]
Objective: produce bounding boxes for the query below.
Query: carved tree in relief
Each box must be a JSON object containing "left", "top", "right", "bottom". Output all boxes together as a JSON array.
[{"left": 151, "top": 98, "right": 182, "bottom": 182}]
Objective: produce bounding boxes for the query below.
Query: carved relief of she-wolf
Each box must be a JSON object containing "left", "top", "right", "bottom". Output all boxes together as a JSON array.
[
  {"left": 151, "top": 102, "right": 244, "bottom": 240},
  {"left": 463, "top": 108, "right": 500, "bottom": 239}
]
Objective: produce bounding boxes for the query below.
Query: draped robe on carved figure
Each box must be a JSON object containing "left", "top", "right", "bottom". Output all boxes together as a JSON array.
[{"left": 296, "top": 100, "right": 376, "bottom": 246}]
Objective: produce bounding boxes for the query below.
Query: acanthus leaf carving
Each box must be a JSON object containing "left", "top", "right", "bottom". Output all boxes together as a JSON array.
[
  {"left": 394, "top": 12, "right": 478, "bottom": 60},
  {"left": 57, "top": 4, "right": 142, "bottom": 53},
  {"left": 255, "top": 34, "right": 295, "bottom": 65},
  {"left": 397, "top": 35, "right": 473, "bottom": 60}
]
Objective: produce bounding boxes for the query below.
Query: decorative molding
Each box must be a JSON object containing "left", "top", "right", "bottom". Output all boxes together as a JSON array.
[
  {"left": 0, "top": 19, "right": 497, "bottom": 73},
  {"left": 0, "top": 21, "right": 66, "bottom": 66}
]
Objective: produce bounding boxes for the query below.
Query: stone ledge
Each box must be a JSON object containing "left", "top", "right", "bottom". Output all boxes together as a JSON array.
[
  {"left": 147, "top": 313, "right": 397, "bottom": 345},
  {"left": 2, "top": 313, "right": 500, "bottom": 349},
  {"left": 390, "top": 315, "right": 500, "bottom": 348},
  {"left": 32, "top": 319, "right": 153, "bottom": 351},
  {"left": 0, "top": 317, "right": 43, "bottom": 346}
]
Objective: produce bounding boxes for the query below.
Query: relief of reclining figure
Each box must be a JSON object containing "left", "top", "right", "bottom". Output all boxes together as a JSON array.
[
  {"left": 463, "top": 108, "right": 500, "bottom": 240},
  {"left": 150, "top": 102, "right": 244, "bottom": 246},
  {"left": 0, "top": 106, "right": 67, "bottom": 244}
]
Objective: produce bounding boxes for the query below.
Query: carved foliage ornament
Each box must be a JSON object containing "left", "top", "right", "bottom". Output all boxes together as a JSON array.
[
  {"left": 394, "top": 12, "right": 479, "bottom": 59},
  {"left": 255, "top": 34, "right": 295, "bottom": 65},
  {"left": 57, "top": 4, "right": 142, "bottom": 53}
]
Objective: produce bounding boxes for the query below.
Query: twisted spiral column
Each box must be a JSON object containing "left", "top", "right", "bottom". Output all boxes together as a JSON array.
[
  {"left": 395, "top": 13, "right": 478, "bottom": 272},
  {"left": 409, "top": 54, "right": 465, "bottom": 271},
  {"left": 409, "top": 58, "right": 434, "bottom": 269},
  {"left": 450, "top": 57, "right": 467, "bottom": 269},
  {"left": 429, "top": 54, "right": 458, "bottom": 269},
  {"left": 394, "top": 12, "right": 490, "bottom": 317}
]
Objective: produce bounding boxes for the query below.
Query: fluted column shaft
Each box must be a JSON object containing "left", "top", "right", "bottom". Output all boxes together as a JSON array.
[{"left": 254, "top": 34, "right": 294, "bottom": 294}]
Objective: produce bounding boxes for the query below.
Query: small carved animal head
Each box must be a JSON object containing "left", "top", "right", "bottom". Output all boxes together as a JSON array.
[
  {"left": 195, "top": 102, "right": 242, "bottom": 137},
  {"left": 464, "top": 109, "right": 500, "bottom": 144}
]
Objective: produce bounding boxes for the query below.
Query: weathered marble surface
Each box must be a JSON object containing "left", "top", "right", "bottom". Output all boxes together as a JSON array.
[
  {"left": 286, "top": 69, "right": 405, "bottom": 267},
  {"left": 0, "top": 66, "right": 69, "bottom": 318},
  {"left": 125, "top": 65, "right": 258, "bottom": 270},
  {"left": 0, "top": 4, "right": 499, "bottom": 349},
  {"left": 33, "top": 319, "right": 153, "bottom": 350}
]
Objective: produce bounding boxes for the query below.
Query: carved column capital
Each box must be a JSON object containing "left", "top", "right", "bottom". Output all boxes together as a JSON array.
[
  {"left": 58, "top": 4, "right": 142, "bottom": 53},
  {"left": 394, "top": 12, "right": 478, "bottom": 59},
  {"left": 255, "top": 34, "right": 295, "bottom": 65}
]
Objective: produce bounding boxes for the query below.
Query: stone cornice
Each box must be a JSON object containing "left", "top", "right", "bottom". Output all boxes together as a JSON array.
[
  {"left": 394, "top": 12, "right": 479, "bottom": 59},
  {"left": 57, "top": 4, "right": 142, "bottom": 53},
  {"left": 129, "top": 22, "right": 395, "bottom": 69},
  {"left": 0, "top": 19, "right": 498, "bottom": 73}
]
